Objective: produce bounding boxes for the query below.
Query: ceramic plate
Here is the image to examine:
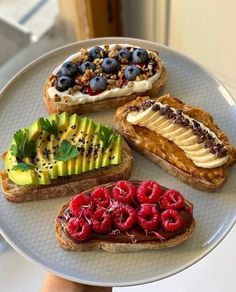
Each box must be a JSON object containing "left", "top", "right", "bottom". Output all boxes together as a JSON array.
[{"left": 0, "top": 37, "right": 235, "bottom": 287}]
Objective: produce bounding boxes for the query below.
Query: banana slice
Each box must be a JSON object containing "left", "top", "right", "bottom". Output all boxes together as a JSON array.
[
  {"left": 165, "top": 127, "right": 186, "bottom": 139},
  {"left": 140, "top": 111, "right": 161, "bottom": 126},
  {"left": 190, "top": 152, "right": 218, "bottom": 163},
  {"left": 148, "top": 115, "right": 166, "bottom": 128},
  {"left": 194, "top": 156, "right": 227, "bottom": 168},
  {"left": 181, "top": 143, "right": 203, "bottom": 151},
  {"left": 185, "top": 147, "right": 210, "bottom": 156},
  {"left": 173, "top": 129, "right": 193, "bottom": 141},
  {"left": 158, "top": 123, "right": 180, "bottom": 135},
  {"left": 150, "top": 118, "right": 171, "bottom": 131},
  {"left": 127, "top": 107, "right": 152, "bottom": 125},
  {"left": 177, "top": 135, "right": 198, "bottom": 146}
]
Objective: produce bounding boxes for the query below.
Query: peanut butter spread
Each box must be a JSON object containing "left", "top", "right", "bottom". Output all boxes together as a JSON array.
[{"left": 117, "top": 95, "right": 236, "bottom": 184}]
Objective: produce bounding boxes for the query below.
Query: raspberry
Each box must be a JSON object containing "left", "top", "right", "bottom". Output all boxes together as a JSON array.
[
  {"left": 137, "top": 204, "right": 160, "bottom": 231},
  {"left": 90, "top": 187, "right": 111, "bottom": 208},
  {"left": 112, "top": 204, "right": 137, "bottom": 231},
  {"left": 69, "top": 193, "right": 94, "bottom": 217},
  {"left": 112, "top": 180, "right": 136, "bottom": 204},
  {"left": 91, "top": 208, "right": 112, "bottom": 233},
  {"left": 161, "top": 209, "right": 184, "bottom": 232},
  {"left": 67, "top": 218, "right": 91, "bottom": 241},
  {"left": 160, "top": 189, "right": 185, "bottom": 210},
  {"left": 137, "top": 180, "right": 163, "bottom": 204}
]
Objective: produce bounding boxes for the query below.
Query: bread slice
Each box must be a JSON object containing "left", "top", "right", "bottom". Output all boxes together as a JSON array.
[
  {"left": 55, "top": 181, "right": 195, "bottom": 252},
  {"left": 114, "top": 95, "right": 236, "bottom": 191},
  {"left": 0, "top": 140, "right": 132, "bottom": 203},
  {"left": 44, "top": 66, "right": 167, "bottom": 115}
]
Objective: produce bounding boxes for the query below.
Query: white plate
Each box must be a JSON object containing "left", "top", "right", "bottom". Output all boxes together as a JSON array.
[{"left": 0, "top": 37, "right": 235, "bottom": 287}]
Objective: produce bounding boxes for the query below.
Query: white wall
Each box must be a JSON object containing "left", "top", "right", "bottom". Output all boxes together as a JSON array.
[
  {"left": 123, "top": 0, "right": 236, "bottom": 96},
  {"left": 168, "top": 0, "right": 236, "bottom": 95}
]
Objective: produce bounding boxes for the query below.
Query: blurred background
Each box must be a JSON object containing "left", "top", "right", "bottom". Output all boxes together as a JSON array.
[
  {"left": 0, "top": 1, "right": 236, "bottom": 291},
  {"left": 0, "top": 0, "right": 236, "bottom": 96}
]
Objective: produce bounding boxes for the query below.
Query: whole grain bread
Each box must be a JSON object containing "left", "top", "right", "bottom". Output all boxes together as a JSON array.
[
  {"left": 114, "top": 95, "right": 236, "bottom": 191},
  {"left": 55, "top": 181, "right": 195, "bottom": 252},
  {"left": 44, "top": 67, "right": 167, "bottom": 115},
  {"left": 0, "top": 140, "right": 132, "bottom": 203}
]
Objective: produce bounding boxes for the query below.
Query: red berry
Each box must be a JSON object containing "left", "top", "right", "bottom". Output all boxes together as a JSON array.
[
  {"left": 67, "top": 217, "right": 91, "bottom": 241},
  {"left": 90, "top": 187, "right": 111, "bottom": 208},
  {"left": 137, "top": 180, "right": 163, "bottom": 204},
  {"left": 161, "top": 209, "right": 184, "bottom": 232},
  {"left": 137, "top": 204, "right": 160, "bottom": 231},
  {"left": 112, "top": 180, "right": 136, "bottom": 204},
  {"left": 160, "top": 189, "right": 185, "bottom": 210},
  {"left": 69, "top": 193, "right": 94, "bottom": 217},
  {"left": 112, "top": 204, "right": 137, "bottom": 231},
  {"left": 91, "top": 208, "right": 112, "bottom": 233}
]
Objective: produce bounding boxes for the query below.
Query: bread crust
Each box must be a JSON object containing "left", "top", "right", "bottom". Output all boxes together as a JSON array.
[
  {"left": 0, "top": 140, "right": 132, "bottom": 203},
  {"left": 43, "top": 67, "right": 167, "bottom": 115},
  {"left": 55, "top": 181, "right": 195, "bottom": 252},
  {"left": 114, "top": 95, "right": 236, "bottom": 191}
]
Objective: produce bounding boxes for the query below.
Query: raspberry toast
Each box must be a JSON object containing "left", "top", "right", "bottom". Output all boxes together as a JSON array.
[{"left": 55, "top": 180, "right": 195, "bottom": 252}]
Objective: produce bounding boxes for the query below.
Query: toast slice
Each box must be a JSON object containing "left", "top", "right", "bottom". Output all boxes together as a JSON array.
[
  {"left": 55, "top": 180, "right": 195, "bottom": 252},
  {"left": 114, "top": 95, "right": 236, "bottom": 191},
  {"left": 0, "top": 139, "right": 132, "bottom": 203},
  {"left": 44, "top": 44, "right": 167, "bottom": 115}
]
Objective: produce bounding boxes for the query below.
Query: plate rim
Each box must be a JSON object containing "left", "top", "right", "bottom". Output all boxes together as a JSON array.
[{"left": 0, "top": 37, "right": 235, "bottom": 287}]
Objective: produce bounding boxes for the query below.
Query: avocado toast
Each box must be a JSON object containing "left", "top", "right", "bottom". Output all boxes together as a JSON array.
[{"left": 0, "top": 113, "right": 132, "bottom": 203}]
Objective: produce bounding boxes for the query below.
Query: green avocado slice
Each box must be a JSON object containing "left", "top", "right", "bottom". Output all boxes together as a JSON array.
[
  {"left": 82, "top": 119, "right": 95, "bottom": 173},
  {"left": 4, "top": 113, "right": 122, "bottom": 186}
]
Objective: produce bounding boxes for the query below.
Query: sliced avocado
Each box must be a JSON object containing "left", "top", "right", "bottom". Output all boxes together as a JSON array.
[
  {"left": 89, "top": 123, "right": 101, "bottom": 171},
  {"left": 101, "top": 136, "right": 114, "bottom": 168},
  {"left": 54, "top": 112, "right": 70, "bottom": 176},
  {"left": 28, "top": 120, "right": 42, "bottom": 141},
  {"left": 46, "top": 135, "right": 58, "bottom": 180},
  {"left": 95, "top": 140, "right": 104, "bottom": 169},
  {"left": 110, "top": 135, "right": 122, "bottom": 165},
  {"left": 74, "top": 117, "right": 89, "bottom": 175},
  {"left": 82, "top": 119, "right": 95, "bottom": 172},
  {"left": 35, "top": 168, "right": 51, "bottom": 184},
  {"left": 47, "top": 113, "right": 59, "bottom": 124},
  {"left": 5, "top": 151, "right": 38, "bottom": 185},
  {"left": 61, "top": 113, "right": 80, "bottom": 143},
  {"left": 5, "top": 113, "right": 122, "bottom": 186},
  {"left": 62, "top": 114, "right": 81, "bottom": 175},
  {"left": 58, "top": 112, "right": 69, "bottom": 132}
]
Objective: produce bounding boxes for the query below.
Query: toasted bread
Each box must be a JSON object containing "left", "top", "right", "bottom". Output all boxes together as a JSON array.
[
  {"left": 0, "top": 140, "right": 132, "bottom": 203},
  {"left": 43, "top": 44, "right": 167, "bottom": 115},
  {"left": 55, "top": 181, "right": 195, "bottom": 252},
  {"left": 114, "top": 95, "right": 236, "bottom": 191}
]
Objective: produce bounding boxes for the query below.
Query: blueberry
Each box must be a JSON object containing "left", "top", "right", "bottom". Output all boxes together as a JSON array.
[
  {"left": 124, "top": 65, "right": 141, "bottom": 81},
  {"left": 89, "top": 46, "right": 104, "bottom": 59},
  {"left": 101, "top": 58, "right": 120, "bottom": 73},
  {"left": 59, "top": 61, "right": 78, "bottom": 77},
  {"left": 89, "top": 76, "right": 107, "bottom": 92},
  {"left": 56, "top": 76, "right": 74, "bottom": 92},
  {"left": 79, "top": 61, "right": 96, "bottom": 73},
  {"left": 117, "top": 47, "right": 132, "bottom": 61},
  {"left": 132, "top": 48, "right": 149, "bottom": 63}
]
